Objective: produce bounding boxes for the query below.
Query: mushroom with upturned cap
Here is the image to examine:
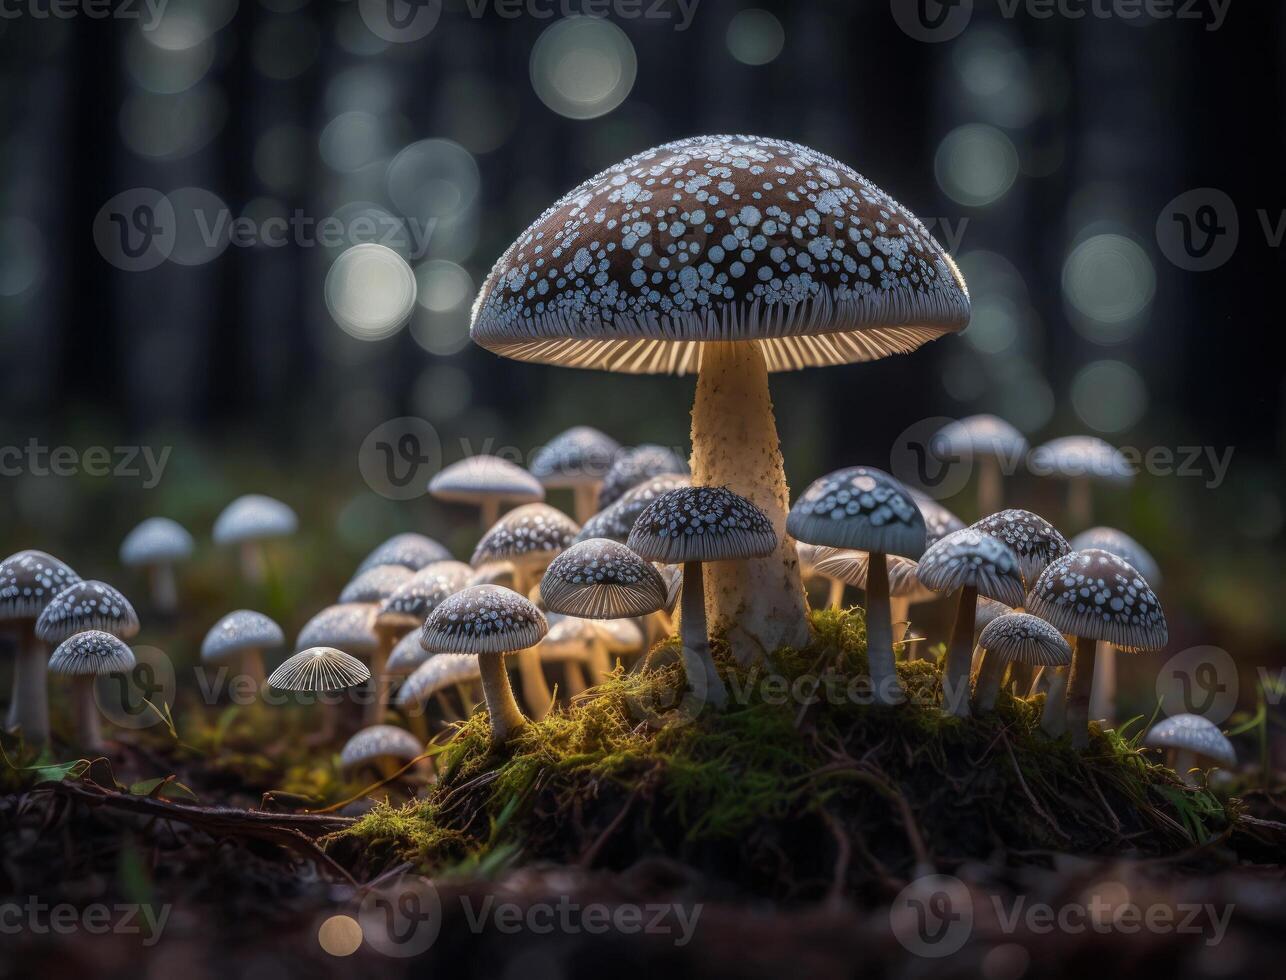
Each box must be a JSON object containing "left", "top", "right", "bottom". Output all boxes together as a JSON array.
[
  {"left": 428, "top": 455, "right": 544, "bottom": 529},
  {"left": 1027, "top": 549, "right": 1168, "bottom": 748},
  {"left": 294, "top": 603, "right": 382, "bottom": 739},
  {"left": 339, "top": 725, "right": 426, "bottom": 782},
  {"left": 420, "top": 585, "right": 548, "bottom": 746},
  {"left": 531, "top": 426, "right": 622, "bottom": 522},
  {"left": 471, "top": 135, "right": 970, "bottom": 660},
  {"left": 355, "top": 533, "right": 452, "bottom": 575},
  {"left": 627, "top": 486, "right": 777, "bottom": 709},
  {"left": 48, "top": 630, "right": 136, "bottom": 752},
  {"left": 574, "top": 474, "right": 691, "bottom": 545},
  {"left": 1028, "top": 436, "right": 1133, "bottom": 530},
  {"left": 269, "top": 647, "right": 371, "bottom": 692},
  {"left": 201, "top": 610, "right": 283, "bottom": 692},
  {"left": 933, "top": 415, "right": 1027, "bottom": 516},
  {"left": 213, "top": 494, "right": 298, "bottom": 584},
  {"left": 973, "top": 614, "right": 1071, "bottom": 714},
  {"left": 1143, "top": 713, "right": 1236, "bottom": 784},
  {"left": 595, "top": 445, "right": 690, "bottom": 512},
  {"left": 119, "top": 517, "right": 193, "bottom": 613},
  {"left": 788, "top": 467, "right": 927, "bottom": 705}
]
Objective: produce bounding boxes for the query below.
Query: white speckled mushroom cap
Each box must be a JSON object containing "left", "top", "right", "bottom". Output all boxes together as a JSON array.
[
  {"left": 339, "top": 725, "right": 423, "bottom": 769},
  {"left": 787, "top": 467, "right": 926, "bottom": 559},
  {"left": 595, "top": 445, "right": 689, "bottom": 511},
  {"left": 1027, "top": 549, "right": 1168, "bottom": 651},
  {"left": 340, "top": 563, "right": 414, "bottom": 604},
  {"left": 933, "top": 415, "right": 1028, "bottom": 461},
  {"left": 201, "top": 610, "right": 284, "bottom": 664},
  {"left": 356, "top": 533, "right": 452, "bottom": 574},
  {"left": 119, "top": 517, "right": 194, "bottom": 566},
  {"left": 917, "top": 529, "right": 1026, "bottom": 607},
  {"left": 35, "top": 581, "right": 140, "bottom": 645},
  {"left": 387, "top": 630, "right": 432, "bottom": 674},
  {"left": 627, "top": 486, "right": 777, "bottom": 564},
  {"left": 970, "top": 509, "right": 1070, "bottom": 588},
  {"left": 268, "top": 647, "right": 371, "bottom": 691},
  {"left": 908, "top": 489, "right": 966, "bottom": 546},
  {"left": 428, "top": 455, "right": 544, "bottom": 506},
  {"left": 812, "top": 551, "right": 935, "bottom": 602},
  {"left": 421, "top": 585, "right": 549, "bottom": 655},
  {"left": 530, "top": 426, "right": 622, "bottom": 488},
  {"left": 377, "top": 562, "right": 472, "bottom": 629},
  {"left": 212, "top": 494, "right": 298, "bottom": 545},
  {"left": 396, "top": 653, "right": 482, "bottom": 707},
  {"left": 471, "top": 503, "right": 580, "bottom": 570},
  {"left": 1144, "top": 714, "right": 1236, "bottom": 767},
  {"left": 575, "top": 473, "right": 692, "bottom": 544},
  {"left": 471, "top": 135, "right": 969, "bottom": 375},
  {"left": 979, "top": 613, "right": 1072, "bottom": 667},
  {"left": 1069, "top": 527, "right": 1161, "bottom": 588},
  {"left": 295, "top": 603, "right": 380, "bottom": 657},
  {"left": 1028, "top": 436, "right": 1133, "bottom": 486},
  {"left": 0, "top": 550, "right": 82, "bottom": 621},
  {"left": 50, "top": 630, "right": 137, "bottom": 676},
  {"left": 540, "top": 538, "right": 668, "bottom": 619}
]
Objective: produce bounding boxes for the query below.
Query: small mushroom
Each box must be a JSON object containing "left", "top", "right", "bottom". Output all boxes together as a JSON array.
[
  {"left": 540, "top": 538, "right": 668, "bottom": 620},
  {"left": 973, "top": 614, "right": 1071, "bottom": 714},
  {"left": 573, "top": 474, "right": 691, "bottom": 544},
  {"left": 339, "top": 725, "right": 425, "bottom": 782},
  {"left": 969, "top": 509, "right": 1070, "bottom": 593},
  {"left": 268, "top": 646, "right": 371, "bottom": 743},
  {"left": 396, "top": 652, "right": 482, "bottom": 724},
  {"left": 531, "top": 426, "right": 622, "bottom": 523},
  {"left": 1143, "top": 713, "right": 1236, "bottom": 784},
  {"left": 428, "top": 455, "right": 544, "bottom": 529},
  {"left": 213, "top": 494, "right": 298, "bottom": 584},
  {"left": 933, "top": 415, "right": 1028, "bottom": 516},
  {"left": 595, "top": 444, "right": 690, "bottom": 512},
  {"left": 201, "top": 610, "right": 284, "bottom": 691},
  {"left": 375, "top": 562, "right": 472, "bottom": 638},
  {"left": 48, "top": 630, "right": 136, "bottom": 752},
  {"left": 295, "top": 603, "right": 382, "bottom": 736},
  {"left": 355, "top": 533, "right": 452, "bottom": 575},
  {"left": 35, "top": 581, "right": 140, "bottom": 646},
  {"left": 119, "top": 517, "right": 193, "bottom": 613},
  {"left": 340, "top": 564, "right": 414, "bottom": 605},
  {"left": 1028, "top": 436, "right": 1133, "bottom": 530}
]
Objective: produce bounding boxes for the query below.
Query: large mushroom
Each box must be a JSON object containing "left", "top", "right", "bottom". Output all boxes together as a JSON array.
[
  {"left": 213, "top": 494, "right": 298, "bottom": 584},
  {"left": 119, "top": 517, "right": 194, "bottom": 614},
  {"left": 471, "top": 135, "right": 969, "bottom": 659},
  {"left": 933, "top": 415, "right": 1028, "bottom": 516},
  {"left": 428, "top": 455, "right": 544, "bottom": 529},
  {"left": 595, "top": 445, "right": 690, "bottom": 511},
  {"left": 530, "top": 426, "right": 622, "bottom": 522}
]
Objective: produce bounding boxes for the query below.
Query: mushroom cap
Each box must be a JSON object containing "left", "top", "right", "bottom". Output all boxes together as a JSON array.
[
  {"left": 812, "top": 550, "right": 934, "bottom": 602},
  {"left": 396, "top": 653, "right": 481, "bottom": 707},
  {"left": 355, "top": 532, "right": 452, "bottom": 574},
  {"left": 575, "top": 473, "right": 692, "bottom": 544},
  {"left": 387, "top": 631, "right": 433, "bottom": 674},
  {"left": 268, "top": 647, "right": 371, "bottom": 692},
  {"left": 1027, "top": 549, "right": 1168, "bottom": 651},
  {"left": 471, "top": 134, "right": 969, "bottom": 375},
  {"left": 427, "top": 455, "right": 544, "bottom": 506},
  {"left": 339, "top": 725, "right": 423, "bottom": 769},
  {"left": 377, "top": 562, "right": 472, "bottom": 628},
  {"left": 530, "top": 426, "right": 622, "bottom": 488},
  {"left": 201, "top": 610, "right": 284, "bottom": 664},
  {"left": 594, "top": 617, "right": 644, "bottom": 654},
  {"left": 970, "top": 509, "right": 1070, "bottom": 587},
  {"left": 974, "top": 598, "right": 1013, "bottom": 631},
  {"left": 35, "top": 581, "right": 140, "bottom": 645},
  {"left": 119, "top": 517, "right": 194, "bottom": 566},
  {"left": 916, "top": 529, "right": 1026, "bottom": 606},
  {"left": 1144, "top": 714, "right": 1236, "bottom": 767},
  {"left": 295, "top": 603, "right": 381, "bottom": 657},
  {"left": 933, "top": 415, "right": 1028, "bottom": 461},
  {"left": 540, "top": 538, "right": 668, "bottom": 619},
  {"left": 0, "top": 550, "right": 82, "bottom": 621},
  {"left": 1069, "top": 527, "right": 1161, "bottom": 588},
  {"left": 787, "top": 467, "right": 926, "bottom": 559},
  {"left": 654, "top": 562, "right": 683, "bottom": 612},
  {"left": 627, "top": 486, "right": 777, "bottom": 564},
  {"left": 468, "top": 562, "right": 515, "bottom": 589},
  {"left": 1028, "top": 436, "right": 1133, "bottom": 486},
  {"left": 212, "top": 494, "right": 298, "bottom": 545},
  {"left": 471, "top": 503, "right": 580, "bottom": 569},
  {"left": 978, "top": 613, "right": 1072, "bottom": 667},
  {"left": 908, "top": 489, "right": 966, "bottom": 546},
  {"left": 539, "top": 616, "right": 597, "bottom": 663},
  {"left": 340, "top": 563, "right": 414, "bottom": 604},
  {"left": 49, "top": 630, "right": 137, "bottom": 676},
  {"left": 596, "top": 445, "right": 689, "bottom": 511},
  {"left": 421, "top": 585, "right": 549, "bottom": 655}
]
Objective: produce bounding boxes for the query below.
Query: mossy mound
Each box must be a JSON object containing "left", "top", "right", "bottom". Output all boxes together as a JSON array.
[{"left": 335, "top": 608, "right": 1238, "bottom": 900}]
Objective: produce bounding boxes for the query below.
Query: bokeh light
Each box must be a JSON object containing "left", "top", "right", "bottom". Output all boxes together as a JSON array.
[
  {"left": 386, "top": 139, "right": 480, "bottom": 226},
  {"left": 410, "top": 260, "right": 474, "bottom": 355},
  {"left": 324, "top": 243, "right": 418, "bottom": 341},
  {"left": 1061, "top": 233, "right": 1155, "bottom": 341},
  {"left": 935, "top": 124, "right": 1019, "bottom": 207},
  {"left": 1070, "top": 360, "right": 1148, "bottom": 433},
  {"left": 530, "top": 16, "right": 637, "bottom": 120},
  {"left": 320, "top": 111, "right": 389, "bottom": 174},
  {"left": 125, "top": 27, "right": 216, "bottom": 94},
  {"left": 726, "top": 10, "right": 785, "bottom": 66},
  {"left": 165, "top": 187, "right": 232, "bottom": 267},
  {"left": 119, "top": 86, "right": 227, "bottom": 160}
]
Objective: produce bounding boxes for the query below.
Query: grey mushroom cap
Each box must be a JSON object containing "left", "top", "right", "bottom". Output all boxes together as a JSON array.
[
  {"left": 539, "top": 616, "right": 597, "bottom": 662},
  {"left": 339, "top": 725, "right": 424, "bottom": 769},
  {"left": 428, "top": 455, "right": 544, "bottom": 505},
  {"left": 979, "top": 613, "right": 1072, "bottom": 667},
  {"left": 970, "top": 509, "right": 1070, "bottom": 587},
  {"left": 49, "top": 630, "right": 136, "bottom": 676},
  {"left": 471, "top": 134, "right": 969, "bottom": 375},
  {"left": 340, "top": 564, "right": 414, "bottom": 604},
  {"left": 356, "top": 533, "right": 452, "bottom": 574},
  {"left": 421, "top": 585, "right": 549, "bottom": 655},
  {"left": 1069, "top": 527, "right": 1161, "bottom": 588},
  {"left": 268, "top": 647, "right": 371, "bottom": 691},
  {"left": 530, "top": 426, "right": 622, "bottom": 487},
  {"left": 933, "top": 415, "right": 1028, "bottom": 460},
  {"left": 377, "top": 562, "right": 472, "bottom": 626},
  {"left": 120, "top": 517, "right": 194, "bottom": 566},
  {"left": 654, "top": 562, "right": 683, "bottom": 612},
  {"left": 909, "top": 489, "right": 966, "bottom": 546},
  {"left": 974, "top": 598, "right": 1013, "bottom": 631},
  {"left": 812, "top": 550, "right": 934, "bottom": 602},
  {"left": 787, "top": 466, "right": 927, "bottom": 559},
  {"left": 295, "top": 603, "right": 380, "bottom": 657},
  {"left": 471, "top": 503, "right": 580, "bottom": 568},
  {"left": 917, "top": 529, "right": 1026, "bottom": 607},
  {"left": 1028, "top": 436, "right": 1134, "bottom": 486},
  {"left": 202, "top": 610, "right": 284, "bottom": 664},
  {"left": 387, "top": 631, "right": 432, "bottom": 674},
  {"left": 212, "top": 494, "right": 298, "bottom": 545},
  {"left": 596, "top": 445, "right": 690, "bottom": 511},
  {"left": 35, "top": 581, "right": 140, "bottom": 645},
  {"left": 540, "top": 538, "right": 668, "bottom": 619},
  {"left": 1144, "top": 714, "right": 1236, "bottom": 767},
  {"left": 396, "top": 653, "right": 482, "bottom": 707},
  {"left": 627, "top": 486, "right": 777, "bottom": 564},
  {"left": 575, "top": 473, "right": 692, "bottom": 544},
  {"left": 1027, "top": 549, "right": 1168, "bottom": 652},
  {"left": 0, "top": 550, "right": 82, "bottom": 621}
]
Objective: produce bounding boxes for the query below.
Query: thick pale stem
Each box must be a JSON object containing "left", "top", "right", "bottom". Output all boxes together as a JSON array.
[
  {"left": 680, "top": 561, "right": 728, "bottom": 709},
  {"left": 572, "top": 485, "right": 598, "bottom": 525},
  {"left": 864, "top": 554, "right": 903, "bottom": 706},
  {"left": 826, "top": 578, "right": 845, "bottom": 610},
  {"left": 973, "top": 649, "right": 1006, "bottom": 713},
  {"left": 479, "top": 498, "right": 501, "bottom": 530},
  {"left": 563, "top": 661, "right": 588, "bottom": 697},
  {"left": 480, "top": 651, "right": 528, "bottom": 746},
  {"left": 942, "top": 586, "right": 978, "bottom": 717},
  {"left": 1088, "top": 640, "right": 1115, "bottom": 724},
  {"left": 242, "top": 649, "right": 266, "bottom": 689},
  {"left": 1041, "top": 668, "right": 1068, "bottom": 737},
  {"left": 150, "top": 564, "right": 178, "bottom": 614},
  {"left": 1067, "top": 635, "right": 1098, "bottom": 749},
  {"left": 586, "top": 638, "right": 611, "bottom": 684},
  {"left": 9, "top": 625, "right": 49, "bottom": 745},
  {"left": 690, "top": 342, "right": 809, "bottom": 661},
  {"left": 978, "top": 456, "right": 1002, "bottom": 517},
  {"left": 240, "top": 542, "right": 267, "bottom": 584},
  {"left": 890, "top": 596, "right": 911, "bottom": 645},
  {"left": 75, "top": 675, "right": 104, "bottom": 753},
  {"left": 364, "top": 640, "right": 392, "bottom": 728}
]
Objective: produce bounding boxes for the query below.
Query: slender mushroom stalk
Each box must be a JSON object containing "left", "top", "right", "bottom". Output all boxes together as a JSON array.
[
  {"left": 1040, "top": 667, "right": 1069, "bottom": 737},
  {"left": 49, "top": 631, "right": 137, "bottom": 752},
  {"left": 942, "top": 585, "right": 978, "bottom": 717},
  {"left": 1029, "top": 437, "right": 1133, "bottom": 533},
  {"left": 863, "top": 554, "right": 903, "bottom": 706},
  {"left": 120, "top": 517, "right": 194, "bottom": 615},
  {"left": 428, "top": 455, "right": 545, "bottom": 531},
  {"left": 10, "top": 626, "right": 50, "bottom": 743},
  {"left": 678, "top": 561, "right": 728, "bottom": 709},
  {"left": 973, "top": 648, "right": 1007, "bottom": 714},
  {"left": 478, "top": 651, "right": 528, "bottom": 744},
  {"left": 73, "top": 675, "right": 103, "bottom": 753},
  {"left": 214, "top": 495, "right": 297, "bottom": 587},
  {"left": 1065, "top": 636, "right": 1098, "bottom": 749}
]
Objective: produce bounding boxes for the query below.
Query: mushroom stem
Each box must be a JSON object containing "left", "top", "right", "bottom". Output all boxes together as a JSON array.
[
  {"left": 1173, "top": 748, "right": 1197, "bottom": 786},
  {"left": 239, "top": 541, "right": 267, "bottom": 584},
  {"left": 8, "top": 624, "right": 50, "bottom": 745},
  {"left": 479, "top": 498, "right": 501, "bottom": 530},
  {"left": 508, "top": 568, "right": 552, "bottom": 718},
  {"left": 1088, "top": 640, "right": 1115, "bottom": 724},
  {"left": 586, "top": 637, "right": 612, "bottom": 685},
  {"left": 1067, "top": 477, "right": 1092, "bottom": 530},
  {"left": 572, "top": 485, "right": 598, "bottom": 525},
  {"left": 150, "top": 563, "right": 178, "bottom": 614},
  {"left": 478, "top": 650, "right": 528, "bottom": 746},
  {"left": 364, "top": 638, "right": 393, "bottom": 727},
  {"left": 890, "top": 596, "right": 911, "bottom": 645},
  {"left": 1040, "top": 667, "right": 1068, "bottom": 736},
  {"left": 563, "top": 661, "right": 588, "bottom": 697},
  {"left": 973, "top": 649, "right": 1006, "bottom": 713},
  {"left": 1008, "top": 662, "right": 1035, "bottom": 697},
  {"left": 864, "top": 553, "right": 903, "bottom": 706},
  {"left": 978, "top": 456, "right": 1003, "bottom": 516},
  {"left": 1066, "top": 634, "right": 1098, "bottom": 749},
  {"left": 74, "top": 675, "right": 104, "bottom": 753},
  {"left": 826, "top": 578, "right": 845, "bottom": 610},
  {"left": 679, "top": 560, "right": 728, "bottom": 710},
  {"left": 242, "top": 649, "right": 266, "bottom": 689},
  {"left": 942, "top": 585, "right": 978, "bottom": 717},
  {"left": 690, "top": 342, "right": 809, "bottom": 662}
]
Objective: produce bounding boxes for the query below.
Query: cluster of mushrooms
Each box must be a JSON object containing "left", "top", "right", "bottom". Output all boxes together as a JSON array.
[{"left": 0, "top": 134, "right": 1235, "bottom": 783}]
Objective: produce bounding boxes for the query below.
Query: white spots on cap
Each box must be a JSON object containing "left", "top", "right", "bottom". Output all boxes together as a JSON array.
[
  {"left": 787, "top": 466, "right": 926, "bottom": 559},
  {"left": 971, "top": 509, "right": 1069, "bottom": 587},
  {"left": 202, "top": 610, "right": 284, "bottom": 663},
  {"left": 396, "top": 653, "right": 482, "bottom": 707},
  {"left": 356, "top": 533, "right": 453, "bottom": 574},
  {"left": 540, "top": 538, "right": 668, "bottom": 619},
  {"left": 627, "top": 486, "right": 777, "bottom": 564},
  {"left": 35, "top": 581, "right": 140, "bottom": 645},
  {"left": 378, "top": 563, "right": 471, "bottom": 623},
  {"left": 422, "top": 585, "right": 548, "bottom": 654},
  {"left": 0, "top": 550, "right": 83, "bottom": 620},
  {"left": 530, "top": 426, "right": 621, "bottom": 485},
  {"left": 1028, "top": 549, "right": 1168, "bottom": 651},
  {"left": 296, "top": 603, "right": 380, "bottom": 656},
  {"left": 979, "top": 613, "right": 1071, "bottom": 667},
  {"left": 1144, "top": 714, "right": 1236, "bottom": 767},
  {"left": 578, "top": 473, "right": 691, "bottom": 544},
  {"left": 916, "top": 528, "right": 1026, "bottom": 607},
  {"left": 471, "top": 504, "right": 580, "bottom": 567},
  {"left": 340, "top": 563, "right": 414, "bottom": 603},
  {"left": 596, "top": 444, "right": 689, "bottom": 510},
  {"left": 49, "top": 630, "right": 137, "bottom": 677}
]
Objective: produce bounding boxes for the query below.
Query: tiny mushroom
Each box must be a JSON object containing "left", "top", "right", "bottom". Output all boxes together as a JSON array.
[
  {"left": 787, "top": 467, "right": 927, "bottom": 705},
  {"left": 297, "top": 602, "right": 386, "bottom": 727},
  {"left": 119, "top": 517, "right": 194, "bottom": 613},
  {"left": 339, "top": 725, "right": 425, "bottom": 781},
  {"left": 933, "top": 415, "right": 1028, "bottom": 516},
  {"left": 35, "top": 581, "right": 140, "bottom": 646},
  {"left": 970, "top": 509, "right": 1070, "bottom": 595},
  {"left": 201, "top": 610, "right": 284, "bottom": 688},
  {"left": 973, "top": 613, "right": 1071, "bottom": 714},
  {"left": 396, "top": 652, "right": 482, "bottom": 724},
  {"left": 540, "top": 538, "right": 669, "bottom": 620},
  {"left": 1144, "top": 713, "right": 1236, "bottom": 784},
  {"left": 213, "top": 494, "right": 298, "bottom": 584},
  {"left": 1028, "top": 436, "right": 1133, "bottom": 530},
  {"left": 355, "top": 533, "right": 452, "bottom": 575},
  {"left": 428, "top": 455, "right": 544, "bottom": 529},
  {"left": 49, "top": 630, "right": 136, "bottom": 752},
  {"left": 530, "top": 426, "right": 622, "bottom": 523},
  {"left": 574, "top": 473, "right": 691, "bottom": 544},
  {"left": 595, "top": 444, "right": 690, "bottom": 511}
]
